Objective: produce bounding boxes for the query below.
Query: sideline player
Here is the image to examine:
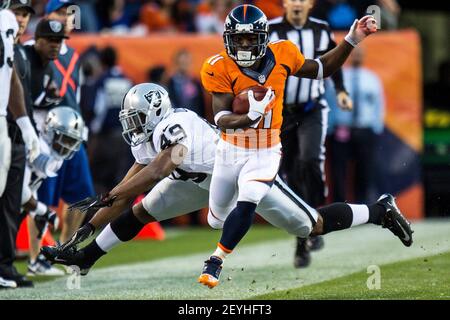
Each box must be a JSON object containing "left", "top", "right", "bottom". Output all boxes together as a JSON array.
[{"left": 23, "top": 107, "right": 86, "bottom": 276}]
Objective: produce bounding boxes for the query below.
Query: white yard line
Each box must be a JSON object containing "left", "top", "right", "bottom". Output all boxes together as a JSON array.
[{"left": 2, "top": 220, "right": 449, "bottom": 300}]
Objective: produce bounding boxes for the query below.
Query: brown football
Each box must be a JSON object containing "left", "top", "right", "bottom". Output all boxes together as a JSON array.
[{"left": 232, "top": 86, "right": 269, "bottom": 114}]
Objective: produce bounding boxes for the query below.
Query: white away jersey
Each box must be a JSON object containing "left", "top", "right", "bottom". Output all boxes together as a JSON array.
[
  {"left": 131, "top": 109, "right": 219, "bottom": 175},
  {"left": 0, "top": 9, "right": 18, "bottom": 116}
]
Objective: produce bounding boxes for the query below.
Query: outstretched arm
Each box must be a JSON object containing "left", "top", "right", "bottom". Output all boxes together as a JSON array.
[
  {"left": 86, "top": 162, "right": 145, "bottom": 229},
  {"left": 296, "top": 16, "right": 378, "bottom": 79},
  {"left": 89, "top": 144, "right": 187, "bottom": 228}
]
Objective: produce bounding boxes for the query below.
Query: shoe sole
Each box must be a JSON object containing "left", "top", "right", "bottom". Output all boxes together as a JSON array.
[{"left": 198, "top": 274, "right": 219, "bottom": 289}]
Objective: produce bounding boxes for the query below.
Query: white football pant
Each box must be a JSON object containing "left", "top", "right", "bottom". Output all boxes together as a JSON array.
[{"left": 142, "top": 175, "right": 318, "bottom": 238}]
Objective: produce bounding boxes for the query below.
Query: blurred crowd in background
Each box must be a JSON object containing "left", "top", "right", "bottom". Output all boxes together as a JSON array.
[{"left": 23, "top": 0, "right": 402, "bottom": 36}]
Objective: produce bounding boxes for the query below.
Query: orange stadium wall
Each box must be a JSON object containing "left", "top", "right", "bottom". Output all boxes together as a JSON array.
[{"left": 67, "top": 30, "right": 423, "bottom": 220}]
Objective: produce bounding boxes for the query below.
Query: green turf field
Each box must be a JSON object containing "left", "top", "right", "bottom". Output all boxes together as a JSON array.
[
  {"left": 1, "top": 219, "right": 449, "bottom": 300},
  {"left": 255, "top": 251, "right": 450, "bottom": 300}
]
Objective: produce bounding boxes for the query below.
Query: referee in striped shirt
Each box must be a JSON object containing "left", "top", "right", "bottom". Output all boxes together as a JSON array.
[{"left": 269, "top": 0, "right": 353, "bottom": 268}]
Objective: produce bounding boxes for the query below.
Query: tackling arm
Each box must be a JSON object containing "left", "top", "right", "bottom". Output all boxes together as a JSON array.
[
  {"left": 89, "top": 144, "right": 188, "bottom": 228},
  {"left": 87, "top": 161, "right": 145, "bottom": 228}
]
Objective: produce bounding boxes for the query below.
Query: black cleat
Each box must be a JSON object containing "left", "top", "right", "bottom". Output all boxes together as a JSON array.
[
  {"left": 377, "top": 194, "right": 414, "bottom": 247},
  {"left": 294, "top": 237, "right": 311, "bottom": 268},
  {"left": 40, "top": 246, "right": 92, "bottom": 276},
  {"left": 0, "top": 267, "right": 33, "bottom": 288},
  {"left": 309, "top": 235, "right": 325, "bottom": 251},
  {"left": 40, "top": 245, "right": 59, "bottom": 262}
]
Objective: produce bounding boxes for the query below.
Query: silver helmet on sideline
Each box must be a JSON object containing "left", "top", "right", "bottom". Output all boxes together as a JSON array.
[{"left": 43, "top": 106, "right": 86, "bottom": 160}]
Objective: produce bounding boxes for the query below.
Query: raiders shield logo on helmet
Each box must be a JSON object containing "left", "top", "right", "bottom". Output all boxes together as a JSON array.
[{"left": 144, "top": 91, "right": 162, "bottom": 109}]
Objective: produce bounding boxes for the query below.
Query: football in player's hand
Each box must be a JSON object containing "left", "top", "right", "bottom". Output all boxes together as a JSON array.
[{"left": 232, "top": 86, "right": 269, "bottom": 114}]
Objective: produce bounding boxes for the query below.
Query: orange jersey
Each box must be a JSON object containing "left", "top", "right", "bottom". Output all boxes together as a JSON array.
[{"left": 201, "top": 40, "right": 305, "bottom": 148}]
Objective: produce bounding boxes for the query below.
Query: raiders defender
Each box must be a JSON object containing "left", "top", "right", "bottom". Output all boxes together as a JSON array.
[{"left": 42, "top": 83, "right": 413, "bottom": 287}]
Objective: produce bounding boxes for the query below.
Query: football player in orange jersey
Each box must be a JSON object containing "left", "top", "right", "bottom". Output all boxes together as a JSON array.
[{"left": 198, "top": 4, "right": 382, "bottom": 288}]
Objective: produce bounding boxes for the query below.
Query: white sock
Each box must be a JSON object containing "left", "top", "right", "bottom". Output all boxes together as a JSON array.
[
  {"left": 29, "top": 202, "right": 47, "bottom": 219},
  {"left": 96, "top": 224, "right": 122, "bottom": 252},
  {"left": 349, "top": 204, "right": 370, "bottom": 227},
  {"left": 212, "top": 246, "right": 229, "bottom": 262}
]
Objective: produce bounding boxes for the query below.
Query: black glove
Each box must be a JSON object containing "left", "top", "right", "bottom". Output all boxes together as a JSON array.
[
  {"left": 68, "top": 193, "right": 116, "bottom": 214},
  {"left": 59, "top": 223, "right": 96, "bottom": 252}
]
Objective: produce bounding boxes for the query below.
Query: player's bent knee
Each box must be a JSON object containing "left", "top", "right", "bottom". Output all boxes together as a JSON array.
[
  {"left": 208, "top": 201, "right": 233, "bottom": 228},
  {"left": 207, "top": 210, "right": 224, "bottom": 229},
  {"left": 260, "top": 208, "right": 313, "bottom": 238},
  {"left": 284, "top": 209, "right": 315, "bottom": 238},
  {"left": 288, "top": 224, "right": 312, "bottom": 238},
  {"left": 132, "top": 202, "right": 156, "bottom": 224},
  {"left": 140, "top": 193, "right": 165, "bottom": 222},
  {"left": 284, "top": 216, "right": 313, "bottom": 238}
]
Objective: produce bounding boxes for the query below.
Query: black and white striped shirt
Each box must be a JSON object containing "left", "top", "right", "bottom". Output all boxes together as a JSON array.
[{"left": 269, "top": 16, "right": 346, "bottom": 110}]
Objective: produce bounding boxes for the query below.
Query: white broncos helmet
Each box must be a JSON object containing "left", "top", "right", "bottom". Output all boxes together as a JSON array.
[
  {"left": 43, "top": 106, "right": 87, "bottom": 160},
  {"left": 119, "top": 83, "right": 173, "bottom": 147}
]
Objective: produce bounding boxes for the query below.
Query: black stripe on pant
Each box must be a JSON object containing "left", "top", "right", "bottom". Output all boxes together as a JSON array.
[{"left": 273, "top": 176, "right": 317, "bottom": 227}]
